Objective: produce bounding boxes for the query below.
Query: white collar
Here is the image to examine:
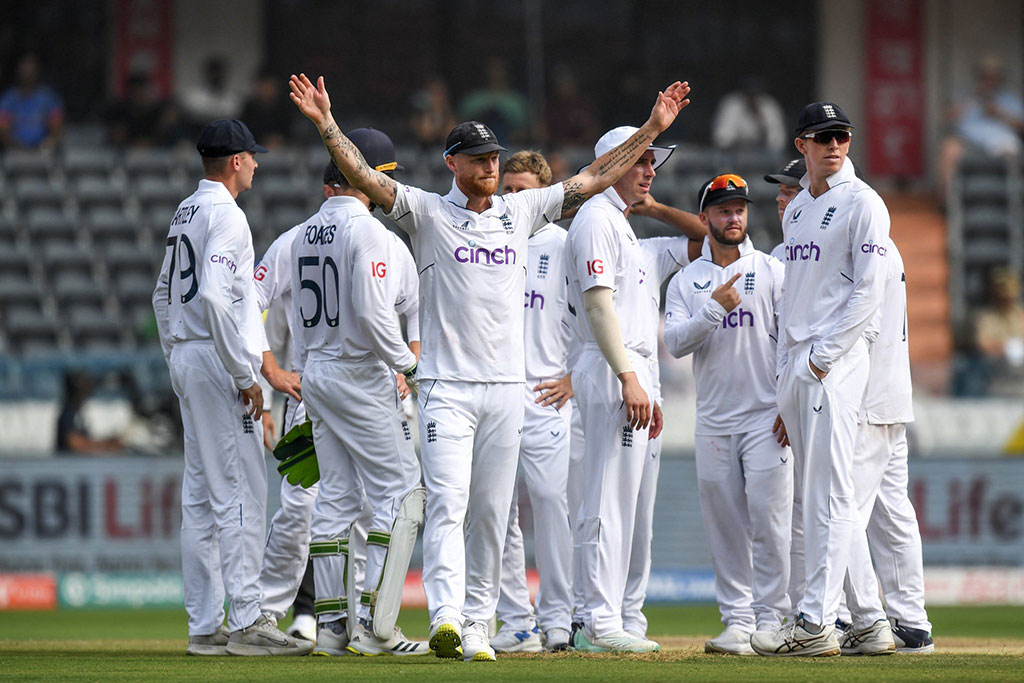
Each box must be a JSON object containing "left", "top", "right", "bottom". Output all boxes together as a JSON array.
[
  {"left": 700, "top": 234, "right": 755, "bottom": 261},
  {"left": 197, "top": 178, "right": 236, "bottom": 203},
  {"left": 323, "top": 195, "right": 370, "bottom": 213},
  {"left": 445, "top": 178, "right": 498, "bottom": 212},
  {"left": 600, "top": 185, "right": 629, "bottom": 213},
  {"left": 799, "top": 156, "right": 856, "bottom": 191}
]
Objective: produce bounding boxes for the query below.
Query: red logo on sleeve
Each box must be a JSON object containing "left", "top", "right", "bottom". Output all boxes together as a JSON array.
[
  {"left": 372, "top": 261, "right": 387, "bottom": 278},
  {"left": 586, "top": 259, "right": 604, "bottom": 276},
  {"left": 253, "top": 264, "right": 267, "bottom": 281}
]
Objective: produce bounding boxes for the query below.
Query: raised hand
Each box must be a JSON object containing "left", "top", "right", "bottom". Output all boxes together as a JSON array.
[
  {"left": 289, "top": 74, "right": 332, "bottom": 126},
  {"left": 711, "top": 273, "right": 742, "bottom": 312},
  {"left": 648, "top": 81, "right": 691, "bottom": 133}
]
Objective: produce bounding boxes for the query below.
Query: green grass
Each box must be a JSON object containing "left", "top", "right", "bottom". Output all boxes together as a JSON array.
[{"left": 1, "top": 606, "right": 1022, "bottom": 681}]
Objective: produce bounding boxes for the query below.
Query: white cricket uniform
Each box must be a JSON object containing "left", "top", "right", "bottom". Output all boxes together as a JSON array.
[
  {"left": 387, "top": 179, "right": 563, "bottom": 625},
  {"left": 152, "top": 179, "right": 269, "bottom": 635},
  {"left": 776, "top": 157, "right": 889, "bottom": 627},
  {"left": 292, "top": 196, "right": 420, "bottom": 624},
  {"left": 564, "top": 186, "right": 656, "bottom": 638},
  {"left": 664, "top": 237, "right": 792, "bottom": 632},
  {"left": 844, "top": 241, "right": 929, "bottom": 631},
  {"left": 497, "top": 223, "right": 573, "bottom": 634}
]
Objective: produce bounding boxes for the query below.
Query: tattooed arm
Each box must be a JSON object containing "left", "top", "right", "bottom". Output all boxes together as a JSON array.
[
  {"left": 557, "top": 81, "right": 691, "bottom": 216},
  {"left": 289, "top": 74, "right": 399, "bottom": 214}
]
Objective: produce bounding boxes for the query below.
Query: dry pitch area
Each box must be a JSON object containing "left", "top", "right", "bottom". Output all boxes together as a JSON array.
[{"left": 1, "top": 605, "right": 1022, "bottom": 680}]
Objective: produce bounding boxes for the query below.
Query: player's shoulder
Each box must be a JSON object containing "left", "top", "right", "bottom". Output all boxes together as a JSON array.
[
  {"left": 394, "top": 181, "right": 442, "bottom": 208},
  {"left": 530, "top": 222, "right": 568, "bottom": 245}
]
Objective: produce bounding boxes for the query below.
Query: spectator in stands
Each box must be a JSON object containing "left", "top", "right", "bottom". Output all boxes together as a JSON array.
[
  {"left": 409, "top": 75, "right": 456, "bottom": 152},
  {"left": 711, "top": 77, "right": 786, "bottom": 152},
  {"left": 939, "top": 56, "right": 1024, "bottom": 199},
  {"left": 107, "top": 71, "right": 185, "bottom": 149},
  {"left": 972, "top": 268, "right": 1024, "bottom": 397},
  {"left": 241, "top": 70, "right": 294, "bottom": 149},
  {"left": 544, "top": 64, "right": 598, "bottom": 147},
  {"left": 0, "top": 52, "right": 63, "bottom": 150},
  {"left": 459, "top": 58, "right": 531, "bottom": 144},
  {"left": 180, "top": 56, "right": 242, "bottom": 132},
  {"left": 56, "top": 371, "right": 123, "bottom": 453}
]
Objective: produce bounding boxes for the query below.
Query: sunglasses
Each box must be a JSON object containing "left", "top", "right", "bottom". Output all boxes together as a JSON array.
[
  {"left": 803, "top": 129, "right": 852, "bottom": 145},
  {"left": 700, "top": 173, "right": 747, "bottom": 210}
]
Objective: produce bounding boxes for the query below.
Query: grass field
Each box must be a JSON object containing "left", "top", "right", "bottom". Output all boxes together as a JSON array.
[{"left": 1, "top": 605, "right": 1022, "bottom": 680}]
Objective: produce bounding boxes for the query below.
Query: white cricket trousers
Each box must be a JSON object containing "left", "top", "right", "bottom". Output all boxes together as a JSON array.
[
  {"left": 695, "top": 427, "right": 793, "bottom": 632},
  {"left": 304, "top": 358, "right": 420, "bottom": 623},
  {"left": 567, "top": 399, "right": 585, "bottom": 619},
  {"left": 418, "top": 379, "right": 524, "bottom": 625},
  {"left": 621, "top": 428, "right": 661, "bottom": 636},
  {"left": 574, "top": 349, "right": 652, "bottom": 638},
  {"left": 169, "top": 341, "right": 267, "bottom": 635},
  {"left": 497, "top": 385, "right": 573, "bottom": 632},
  {"left": 777, "top": 339, "right": 879, "bottom": 627},
  {"left": 855, "top": 423, "right": 931, "bottom": 631}
]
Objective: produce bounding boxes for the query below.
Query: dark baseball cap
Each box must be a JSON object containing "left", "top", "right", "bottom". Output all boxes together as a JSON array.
[
  {"left": 443, "top": 121, "right": 507, "bottom": 157},
  {"left": 323, "top": 127, "right": 404, "bottom": 185},
  {"left": 697, "top": 173, "right": 753, "bottom": 213},
  {"left": 196, "top": 119, "right": 268, "bottom": 157},
  {"left": 764, "top": 158, "right": 807, "bottom": 185},
  {"left": 794, "top": 102, "right": 854, "bottom": 134}
]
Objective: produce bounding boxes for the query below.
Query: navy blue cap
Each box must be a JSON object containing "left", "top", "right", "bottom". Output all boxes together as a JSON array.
[
  {"left": 443, "top": 121, "right": 507, "bottom": 157},
  {"left": 323, "top": 127, "right": 403, "bottom": 185},
  {"left": 764, "top": 158, "right": 806, "bottom": 185},
  {"left": 697, "top": 173, "right": 752, "bottom": 213},
  {"left": 794, "top": 102, "right": 854, "bottom": 135},
  {"left": 196, "top": 119, "right": 268, "bottom": 157}
]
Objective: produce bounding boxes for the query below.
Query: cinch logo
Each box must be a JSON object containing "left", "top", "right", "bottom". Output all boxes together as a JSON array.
[
  {"left": 722, "top": 308, "right": 754, "bottom": 329},
  {"left": 861, "top": 241, "right": 887, "bottom": 256},
  {"left": 211, "top": 254, "right": 237, "bottom": 273},
  {"left": 372, "top": 261, "right": 387, "bottom": 277},
  {"left": 454, "top": 240, "right": 517, "bottom": 265},
  {"left": 587, "top": 259, "right": 604, "bottom": 276},
  {"left": 525, "top": 290, "right": 545, "bottom": 309},
  {"left": 785, "top": 239, "right": 821, "bottom": 262}
]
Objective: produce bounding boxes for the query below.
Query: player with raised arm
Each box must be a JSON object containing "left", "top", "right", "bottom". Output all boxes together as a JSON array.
[
  {"left": 752, "top": 103, "right": 891, "bottom": 657},
  {"left": 664, "top": 173, "right": 792, "bottom": 655},
  {"left": 152, "top": 119, "right": 312, "bottom": 656},
  {"left": 289, "top": 72, "right": 689, "bottom": 662}
]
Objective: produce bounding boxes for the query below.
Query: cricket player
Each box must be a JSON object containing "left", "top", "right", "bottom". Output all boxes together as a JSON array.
[
  {"left": 752, "top": 103, "right": 891, "bottom": 657},
  {"left": 764, "top": 158, "right": 806, "bottom": 262},
  {"left": 288, "top": 129, "right": 428, "bottom": 657},
  {"left": 152, "top": 119, "right": 312, "bottom": 656},
  {"left": 843, "top": 239, "right": 934, "bottom": 654},
  {"left": 664, "top": 173, "right": 792, "bottom": 655},
  {"left": 288, "top": 72, "right": 690, "bottom": 662}
]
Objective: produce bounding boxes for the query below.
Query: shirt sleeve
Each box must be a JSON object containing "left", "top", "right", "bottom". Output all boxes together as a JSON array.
[
  {"left": 350, "top": 219, "right": 417, "bottom": 372},
  {"left": 394, "top": 238, "right": 420, "bottom": 343},
  {"left": 508, "top": 185, "right": 565, "bottom": 234},
  {"left": 253, "top": 228, "right": 294, "bottom": 312},
  {"left": 769, "top": 255, "right": 788, "bottom": 376},
  {"left": 641, "top": 235, "right": 692, "bottom": 286},
  {"left": 663, "top": 269, "right": 726, "bottom": 358},
  {"left": 572, "top": 213, "right": 619, "bottom": 293},
  {"left": 152, "top": 235, "right": 173, "bottom": 362},
  {"left": 200, "top": 206, "right": 257, "bottom": 390},
  {"left": 386, "top": 182, "right": 438, "bottom": 236},
  {"left": 809, "top": 191, "right": 890, "bottom": 372}
]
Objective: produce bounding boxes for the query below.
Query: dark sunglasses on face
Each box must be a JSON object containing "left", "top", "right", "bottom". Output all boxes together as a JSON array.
[{"left": 803, "top": 129, "right": 852, "bottom": 145}]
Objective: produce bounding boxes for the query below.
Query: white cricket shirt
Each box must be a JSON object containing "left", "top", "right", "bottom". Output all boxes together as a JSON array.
[
  {"left": 565, "top": 187, "right": 655, "bottom": 359},
  {"left": 524, "top": 223, "right": 570, "bottom": 382},
  {"left": 779, "top": 157, "right": 890, "bottom": 372},
  {"left": 153, "top": 179, "right": 267, "bottom": 390},
  {"left": 862, "top": 239, "right": 914, "bottom": 425},
  {"left": 664, "top": 237, "right": 785, "bottom": 435},
  {"left": 387, "top": 179, "right": 563, "bottom": 382},
  {"left": 390, "top": 231, "right": 420, "bottom": 344},
  {"left": 254, "top": 224, "right": 303, "bottom": 370},
  {"left": 291, "top": 196, "right": 416, "bottom": 372}
]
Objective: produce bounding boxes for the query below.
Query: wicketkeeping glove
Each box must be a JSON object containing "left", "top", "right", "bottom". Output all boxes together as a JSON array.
[{"left": 273, "top": 420, "right": 320, "bottom": 488}]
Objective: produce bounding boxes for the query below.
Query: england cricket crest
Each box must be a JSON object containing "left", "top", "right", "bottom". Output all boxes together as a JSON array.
[
  {"left": 744, "top": 272, "right": 755, "bottom": 294},
  {"left": 500, "top": 213, "right": 513, "bottom": 235}
]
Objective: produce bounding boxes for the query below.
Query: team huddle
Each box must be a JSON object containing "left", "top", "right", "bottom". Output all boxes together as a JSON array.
[{"left": 153, "top": 72, "right": 933, "bottom": 661}]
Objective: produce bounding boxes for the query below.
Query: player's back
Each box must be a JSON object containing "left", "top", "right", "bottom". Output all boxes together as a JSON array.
[{"left": 524, "top": 223, "right": 569, "bottom": 381}]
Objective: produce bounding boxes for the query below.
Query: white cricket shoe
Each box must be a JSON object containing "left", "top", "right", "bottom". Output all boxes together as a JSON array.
[
  {"left": 462, "top": 620, "right": 496, "bottom": 661},
  {"left": 287, "top": 613, "right": 317, "bottom": 643},
  {"left": 346, "top": 619, "right": 430, "bottom": 656},
  {"left": 840, "top": 618, "right": 896, "bottom": 656},
  {"left": 428, "top": 618, "right": 462, "bottom": 659},
  {"left": 589, "top": 630, "right": 660, "bottom": 653},
  {"left": 490, "top": 624, "right": 542, "bottom": 653},
  {"left": 186, "top": 624, "right": 229, "bottom": 655},
  {"left": 705, "top": 625, "right": 755, "bottom": 655},
  {"left": 544, "top": 627, "right": 571, "bottom": 652},
  {"left": 750, "top": 616, "right": 840, "bottom": 657},
  {"left": 225, "top": 614, "right": 315, "bottom": 656},
  {"left": 311, "top": 618, "right": 350, "bottom": 656}
]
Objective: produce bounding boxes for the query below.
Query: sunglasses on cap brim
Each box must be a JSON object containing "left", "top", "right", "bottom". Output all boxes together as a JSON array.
[
  {"left": 700, "top": 173, "right": 747, "bottom": 210},
  {"left": 803, "top": 129, "right": 852, "bottom": 145}
]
